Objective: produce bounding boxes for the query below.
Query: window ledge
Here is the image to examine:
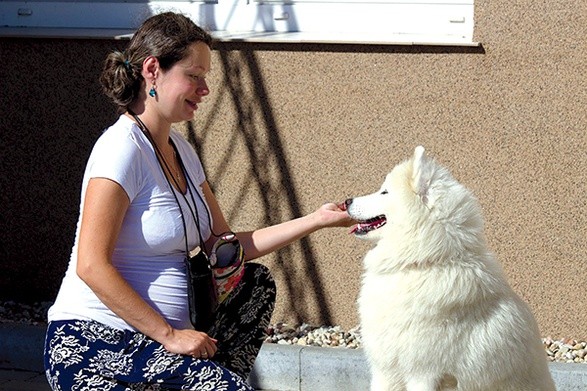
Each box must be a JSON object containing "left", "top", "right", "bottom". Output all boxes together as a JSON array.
[
  {"left": 0, "top": 27, "right": 479, "bottom": 47},
  {"left": 212, "top": 31, "right": 479, "bottom": 47}
]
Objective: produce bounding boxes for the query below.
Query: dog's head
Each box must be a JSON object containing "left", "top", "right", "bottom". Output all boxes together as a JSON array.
[{"left": 346, "top": 146, "right": 485, "bottom": 266}]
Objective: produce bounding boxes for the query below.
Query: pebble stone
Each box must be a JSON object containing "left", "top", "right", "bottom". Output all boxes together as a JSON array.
[{"left": 1, "top": 301, "right": 584, "bottom": 363}]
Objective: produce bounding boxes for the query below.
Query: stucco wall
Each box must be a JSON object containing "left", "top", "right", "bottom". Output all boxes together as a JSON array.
[{"left": 0, "top": 0, "right": 585, "bottom": 338}]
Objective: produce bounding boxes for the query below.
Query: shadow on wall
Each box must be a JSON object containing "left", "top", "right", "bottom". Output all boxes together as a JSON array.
[
  {"left": 0, "top": 37, "right": 128, "bottom": 303},
  {"left": 183, "top": 49, "right": 334, "bottom": 325},
  {"left": 179, "top": 42, "right": 483, "bottom": 325}
]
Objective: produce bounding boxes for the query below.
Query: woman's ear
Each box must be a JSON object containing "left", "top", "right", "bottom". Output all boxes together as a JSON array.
[{"left": 142, "top": 55, "right": 159, "bottom": 82}]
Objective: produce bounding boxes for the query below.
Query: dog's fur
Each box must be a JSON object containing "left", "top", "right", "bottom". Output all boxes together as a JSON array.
[{"left": 346, "top": 146, "right": 555, "bottom": 391}]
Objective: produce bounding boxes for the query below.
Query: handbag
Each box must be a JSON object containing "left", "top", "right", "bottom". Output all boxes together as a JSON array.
[
  {"left": 209, "top": 232, "right": 246, "bottom": 304},
  {"left": 185, "top": 249, "right": 218, "bottom": 332},
  {"left": 184, "top": 233, "right": 245, "bottom": 331}
]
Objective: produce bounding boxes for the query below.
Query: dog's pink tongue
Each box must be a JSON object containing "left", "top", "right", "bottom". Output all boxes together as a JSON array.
[{"left": 349, "top": 224, "right": 361, "bottom": 234}]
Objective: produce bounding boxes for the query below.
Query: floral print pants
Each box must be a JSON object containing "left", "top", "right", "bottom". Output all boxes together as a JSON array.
[{"left": 44, "top": 263, "right": 276, "bottom": 391}]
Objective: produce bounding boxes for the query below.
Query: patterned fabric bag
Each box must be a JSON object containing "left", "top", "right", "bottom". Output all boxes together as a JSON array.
[{"left": 209, "top": 233, "right": 246, "bottom": 304}]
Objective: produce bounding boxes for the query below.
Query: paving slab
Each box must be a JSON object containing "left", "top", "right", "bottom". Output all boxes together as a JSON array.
[
  {"left": 0, "top": 369, "right": 51, "bottom": 391},
  {"left": 248, "top": 344, "right": 302, "bottom": 391},
  {"left": 549, "top": 362, "right": 587, "bottom": 391},
  {"left": 299, "top": 343, "right": 369, "bottom": 390}
]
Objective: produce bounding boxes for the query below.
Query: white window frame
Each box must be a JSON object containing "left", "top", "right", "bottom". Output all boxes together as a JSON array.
[{"left": 0, "top": 0, "right": 477, "bottom": 46}]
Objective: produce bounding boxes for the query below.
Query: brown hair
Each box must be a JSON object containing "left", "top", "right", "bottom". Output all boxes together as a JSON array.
[{"left": 99, "top": 12, "right": 213, "bottom": 111}]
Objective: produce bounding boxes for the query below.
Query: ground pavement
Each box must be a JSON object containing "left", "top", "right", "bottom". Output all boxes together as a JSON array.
[{"left": 1, "top": 323, "right": 587, "bottom": 391}]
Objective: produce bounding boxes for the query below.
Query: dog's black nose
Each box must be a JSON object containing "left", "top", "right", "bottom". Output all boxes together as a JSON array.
[{"left": 345, "top": 198, "right": 353, "bottom": 208}]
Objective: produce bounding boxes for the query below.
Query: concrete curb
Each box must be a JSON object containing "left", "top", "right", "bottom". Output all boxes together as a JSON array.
[
  {"left": 249, "top": 344, "right": 587, "bottom": 391},
  {"left": 248, "top": 343, "right": 370, "bottom": 390},
  {"left": 2, "top": 324, "right": 587, "bottom": 390}
]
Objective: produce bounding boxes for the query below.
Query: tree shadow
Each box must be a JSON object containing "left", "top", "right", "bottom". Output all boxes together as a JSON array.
[
  {"left": 184, "top": 48, "right": 333, "bottom": 325},
  {"left": 176, "top": 5, "right": 484, "bottom": 325}
]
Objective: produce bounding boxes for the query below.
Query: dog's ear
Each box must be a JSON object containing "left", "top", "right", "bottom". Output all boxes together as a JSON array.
[{"left": 411, "top": 145, "right": 433, "bottom": 203}]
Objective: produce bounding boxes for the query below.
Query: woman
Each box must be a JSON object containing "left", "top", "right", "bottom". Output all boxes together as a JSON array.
[{"left": 44, "top": 11, "right": 354, "bottom": 391}]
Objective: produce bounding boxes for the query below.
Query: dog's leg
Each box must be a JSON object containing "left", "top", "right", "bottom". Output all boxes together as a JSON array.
[
  {"left": 370, "top": 369, "right": 404, "bottom": 391},
  {"left": 405, "top": 376, "right": 441, "bottom": 391}
]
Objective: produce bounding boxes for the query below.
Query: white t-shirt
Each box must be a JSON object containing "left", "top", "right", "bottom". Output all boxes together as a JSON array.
[{"left": 48, "top": 115, "right": 212, "bottom": 330}]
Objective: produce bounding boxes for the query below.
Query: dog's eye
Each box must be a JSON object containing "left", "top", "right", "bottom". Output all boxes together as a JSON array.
[{"left": 381, "top": 190, "right": 388, "bottom": 195}]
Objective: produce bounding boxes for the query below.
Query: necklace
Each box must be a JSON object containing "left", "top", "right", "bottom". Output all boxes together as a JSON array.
[
  {"left": 169, "top": 146, "right": 182, "bottom": 185},
  {"left": 129, "top": 111, "right": 183, "bottom": 189}
]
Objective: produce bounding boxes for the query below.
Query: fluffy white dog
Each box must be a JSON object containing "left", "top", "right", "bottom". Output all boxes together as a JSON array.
[{"left": 345, "top": 146, "right": 556, "bottom": 391}]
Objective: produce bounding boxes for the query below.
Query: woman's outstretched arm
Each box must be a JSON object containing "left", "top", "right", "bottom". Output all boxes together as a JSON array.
[{"left": 201, "top": 181, "right": 355, "bottom": 261}]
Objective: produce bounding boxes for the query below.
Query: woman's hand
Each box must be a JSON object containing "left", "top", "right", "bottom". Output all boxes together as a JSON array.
[
  {"left": 162, "top": 328, "right": 218, "bottom": 359},
  {"left": 312, "top": 202, "right": 357, "bottom": 229}
]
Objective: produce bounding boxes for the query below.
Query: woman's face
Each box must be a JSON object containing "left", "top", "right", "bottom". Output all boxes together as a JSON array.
[{"left": 155, "top": 41, "right": 211, "bottom": 123}]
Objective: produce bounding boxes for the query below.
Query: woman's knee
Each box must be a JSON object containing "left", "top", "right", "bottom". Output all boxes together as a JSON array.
[{"left": 244, "top": 262, "right": 276, "bottom": 291}]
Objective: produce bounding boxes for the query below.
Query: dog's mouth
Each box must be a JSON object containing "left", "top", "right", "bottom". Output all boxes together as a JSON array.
[{"left": 351, "top": 215, "right": 387, "bottom": 235}]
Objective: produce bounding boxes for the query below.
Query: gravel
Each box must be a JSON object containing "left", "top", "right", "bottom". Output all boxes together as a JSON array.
[
  {"left": 266, "top": 323, "right": 362, "bottom": 349},
  {"left": 1, "top": 301, "right": 585, "bottom": 363},
  {"left": 0, "top": 300, "right": 53, "bottom": 325}
]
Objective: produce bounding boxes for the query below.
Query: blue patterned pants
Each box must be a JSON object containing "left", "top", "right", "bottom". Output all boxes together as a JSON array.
[{"left": 44, "top": 263, "right": 276, "bottom": 391}]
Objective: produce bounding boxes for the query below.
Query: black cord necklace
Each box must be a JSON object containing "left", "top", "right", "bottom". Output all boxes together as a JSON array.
[{"left": 127, "top": 110, "right": 212, "bottom": 253}]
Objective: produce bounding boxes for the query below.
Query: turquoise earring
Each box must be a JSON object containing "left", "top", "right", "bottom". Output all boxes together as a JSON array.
[{"left": 149, "top": 86, "right": 157, "bottom": 97}]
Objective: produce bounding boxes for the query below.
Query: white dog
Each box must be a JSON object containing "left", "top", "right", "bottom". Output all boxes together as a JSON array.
[{"left": 346, "top": 146, "right": 555, "bottom": 391}]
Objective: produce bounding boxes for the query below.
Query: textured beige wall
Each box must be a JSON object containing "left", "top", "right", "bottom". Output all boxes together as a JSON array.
[{"left": 1, "top": 0, "right": 585, "bottom": 338}]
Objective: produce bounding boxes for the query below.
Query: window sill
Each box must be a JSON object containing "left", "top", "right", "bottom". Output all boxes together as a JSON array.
[
  {"left": 212, "top": 31, "right": 479, "bottom": 47},
  {"left": 0, "top": 27, "right": 479, "bottom": 47}
]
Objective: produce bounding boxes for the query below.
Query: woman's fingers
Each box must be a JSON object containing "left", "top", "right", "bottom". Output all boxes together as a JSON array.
[{"left": 164, "top": 329, "right": 218, "bottom": 357}]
